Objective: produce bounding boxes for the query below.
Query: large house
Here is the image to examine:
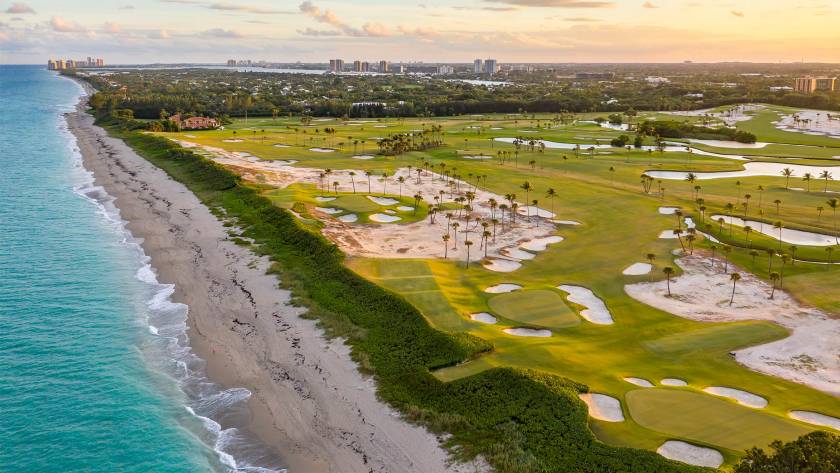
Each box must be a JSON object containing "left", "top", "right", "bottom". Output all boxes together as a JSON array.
[{"left": 169, "top": 114, "right": 219, "bottom": 130}]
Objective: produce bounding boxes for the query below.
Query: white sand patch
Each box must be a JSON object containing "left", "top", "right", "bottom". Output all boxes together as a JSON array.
[
  {"left": 520, "top": 236, "right": 563, "bottom": 252},
  {"left": 661, "top": 378, "right": 688, "bottom": 387},
  {"left": 373, "top": 125, "right": 390, "bottom": 128},
  {"left": 485, "top": 283, "right": 522, "bottom": 294},
  {"left": 516, "top": 206, "right": 555, "bottom": 218},
  {"left": 222, "top": 139, "right": 243, "bottom": 143},
  {"left": 502, "top": 248, "right": 536, "bottom": 260},
  {"left": 689, "top": 139, "right": 769, "bottom": 149},
  {"left": 184, "top": 134, "right": 197, "bottom": 138},
  {"left": 315, "top": 196, "right": 336, "bottom": 202},
  {"left": 491, "top": 127, "right": 503, "bottom": 130},
  {"left": 703, "top": 387, "right": 768, "bottom": 408},
  {"left": 309, "top": 148, "right": 335, "bottom": 153},
  {"left": 369, "top": 213, "right": 401, "bottom": 223},
  {"left": 273, "top": 144, "right": 290, "bottom": 148},
  {"left": 384, "top": 210, "right": 396, "bottom": 215},
  {"left": 351, "top": 155, "right": 375, "bottom": 160},
  {"left": 504, "top": 328, "right": 551, "bottom": 337},
  {"left": 776, "top": 110, "right": 840, "bottom": 137},
  {"left": 367, "top": 196, "right": 399, "bottom": 206},
  {"left": 483, "top": 259, "right": 522, "bottom": 273},
  {"left": 623, "top": 263, "right": 652, "bottom": 275},
  {"left": 624, "top": 377, "right": 654, "bottom": 387},
  {"left": 789, "top": 411, "right": 840, "bottom": 431},
  {"left": 626, "top": 255, "right": 840, "bottom": 395},
  {"left": 657, "top": 441, "right": 723, "bottom": 468},
  {"left": 646, "top": 161, "right": 840, "bottom": 181},
  {"left": 659, "top": 230, "right": 679, "bottom": 239},
  {"left": 659, "top": 206, "right": 681, "bottom": 215},
  {"left": 315, "top": 207, "right": 343, "bottom": 215},
  {"left": 470, "top": 312, "right": 497, "bottom": 324},
  {"left": 338, "top": 214, "right": 358, "bottom": 223},
  {"left": 578, "top": 393, "right": 624, "bottom": 422},
  {"left": 711, "top": 215, "right": 838, "bottom": 246},
  {"left": 396, "top": 206, "right": 414, "bottom": 212},
  {"left": 462, "top": 155, "right": 493, "bottom": 160},
  {"left": 553, "top": 220, "right": 581, "bottom": 225},
  {"left": 558, "top": 285, "right": 614, "bottom": 325},
  {"left": 314, "top": 118, "right": 334, "bottom": 121}
]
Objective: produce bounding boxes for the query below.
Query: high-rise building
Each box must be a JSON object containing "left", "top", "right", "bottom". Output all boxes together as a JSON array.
[
  {"left": 795, "top": 76, "right": 836, "bottom": 93},
  {"left": 379, "top": 60, "right": 388, "bottom": 73},
  {"left": 473, "top": 59, "right": 483, "bottom": 74},
  {"left": 227, "top": 59, "right": 236, "bottom": 66},
  {"left": 353, "top": 60, "right": 362, "bottom": 72},
  {"left": 96, "top": 58, "right": 104, "bottom": 67},
  {"left": 47, "top": 59, "right": 57, "bottom": 70},
  {"left": 329, "top": 59, "right": 344, "bottom": 72},
  {"left": 361, "top": 61, "right": 370, "bottom": 72},
  {"left": 436, "top": 65, "right": 454, "bottom": 75},
  {"left": 484, "top": 59, "right": 497, "bottom": 75}
]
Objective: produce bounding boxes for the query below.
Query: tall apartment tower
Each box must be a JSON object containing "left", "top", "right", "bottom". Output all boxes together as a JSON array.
[
  {"left": 484, "top": 59, "right": 497, "bottom": 75},
  {"left": 379, "top": 60, "right": 388, "bottom": 73},
  {"left": 329, "top": 59, "right": 344, "bottom": 72},
  {"left": 353, "top": 60, "right": 362, "bottom": 72},
  {"left": 795, "top": 76, "right": 837, "bottom": 93},
  {"left": 474, "top": 59, "right": 483, "bottom": 74},
  {"left": 361, "top": 61, "right": 370, "bottom": 72}
]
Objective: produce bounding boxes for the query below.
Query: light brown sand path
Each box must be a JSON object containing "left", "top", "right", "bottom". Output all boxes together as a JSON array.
[{"left": 67, "top": 87, "right": 483, "bottom": 473}]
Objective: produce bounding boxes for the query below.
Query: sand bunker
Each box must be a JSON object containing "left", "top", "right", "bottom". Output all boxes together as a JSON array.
[
  {"left": 520, "top": 236, "right": 563, "bottom": 252},
  {"left": 502, "top": 248, "right": 536, "bottom": 260},
  {"left": 689, "top": 139, "right": 769, "bottom": 149},
  {"left": 470, "top": 312, "right": 497, "bottom": 324},
  {"left": 624, "top": 377, "right": 654, "bottom": 387},
  {"left": 659, "top": 206, "right": 681, "bottom": 215},
  {"left": 646, "top": 161, "right": 840, "bottom": 181},
  {"left": 504, "top": 328, "right": 551, "bottom": 337},
  {"left": 396, "top": 206, "right": 414, "bottom": 212},
  {"left": 369, "top": 213, "right": 401, "bottom": 223},
  {"left": 661, "top": 378, "right": 688, "bottom": 387},
  {"left": 315, "top": 207, "right": 342, "bottom": 215},
  {"left": 626, "top": 255, "right": 840, "bottom": 395},
  {"left": 373, "top": 124, "right": 389, "bottom": 128},
  {"left": 553, "top": 220, "right": 581, "bottom": 225},
  {"left": 659, "top": 230, "right": 679, "bottom": 239},
  {"left": 578, "top": 393, "right": 624, "bottom": 422},
  {"left": 703, "top": 387, "right": 768, "bottom": 408},
  {"left": 367, "top": 196, "right": 399, "bottom": 206},
  {"left": 273, "top": 144, "right": 290, "bottom": 148},
  {"left": 222, "top": 139, "right": 243, "bottom": 143},
  {"left": 309, "top": 148, "right": 335, "bottom": 153},
  {"left": 776, "top": 110, "right": 840, "bottom": 138},
  {"left": 462, "top": 155, "right": 493, "bottom": 160},
  {"left": 483, "top": 259, "right": 522, "bottom": 273},
  {"left": 315, "top": 196, "right": 336, "bottom": 202},
  {"left": 711, "top": 215, "right": 838, "bottom": 246},
  {"left": 352, "top": 155, "right": 375, "bottom": 160},
  {"left": 485, "top": 283, "right": 522, "bottom": 294},
  {"left": 657, "top": 441, "right": 723, "bottom": 468},
  {"left": 516, "top": 206, "right": 555, "bottom": 218},
  {"left": 789, "top": 411, "right": 840, "bottom": 431},
  {"left": 623, "top": 263, "right": 652, "bottom": 275},
  {"left": 558, "top": 285, "right": 614, "bottom": 325},
  {"left": 338, "top": 214, "right": 358, "bottom": 223}
]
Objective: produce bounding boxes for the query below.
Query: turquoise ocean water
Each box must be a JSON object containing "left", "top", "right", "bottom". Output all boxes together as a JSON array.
[{"left": 0, "top": 66, "right": 283, "bottom": 472}]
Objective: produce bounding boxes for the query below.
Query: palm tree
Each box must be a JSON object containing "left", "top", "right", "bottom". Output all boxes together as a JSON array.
[
  {"left": 332, "top": 181, "right": 339, "bottom": 194},
  {"left": 757, "top": 185, "right": 764, "bottom": 210},
  {"left": 781, "top": 168, "right": 795, "bottom": 189},
  {"left": 520, "top": 181, "right": 533, "bottom": 219},
  {"left": 729, "top": 272, "right": 741, "bottom": 306},
  {"left": 722, "top": 245, "right": 732, "bottom": 273},
  {"left": 464, "top": 240, "right": 474, "bottom": 267},
  {"left": 828, "top": 198, "right": 839, "bottom": 244},
  {"left": 789, "top": 245, "right": 798, "bottom": 266},
  {"left": 686, "top": 234, "right": 696, "bottom": 254},
  {"left": 744, "top": 225, "right": 753, "bottom": 248},
  {"left": 349, "top": 171, "right": 356, "bottom": 193},
  {"left": 365, "top": 171, "right": 372, "bottom": 193},
  {"left": 442, "top": 234, "right": 450, "bottom": 259},
  {"left": 803, "top": 173, "right": 813, "bottom": 192},
  {"left": 749, "top": 249, "right": 760, "bottom": 270},
  {"left": 545, "top": 188, "right": 557, "bottom": 215},
  {"left": 779, "top": 254, "right": 790, "bottom": 287},
  {"left": 381, "top": 172, "right": 389, "bottom": 195},
  {"left": 663, "top": 266, "right": 675, "bottom": 296},
  {"left": 766, "top": 248, "right": 775, "bottom": 273},
  {"left": 817, "top": 205, "right": 824, "bottom": 221},
  {"left": 773, "top": 199, "right": 782, "bottom": 216},
  {"left": 646, "top": 253, "right": 656, "bottom": 281},
  {"left": 820, "top": 170, "right": 833, "bottom": 193},
  {"left": 827, "top": 246, "right": 836, "bottom": 264},
  {"left": 450, "top": 222, "right": 460, "bottom": 249},
  {"left": 674, "top": 228, "right": 686, "bottom": 252},
  {"left": 773, "top": 221, "right": 784, "bottom": 249},
  {"left": 397, "top": 176, "right": 406, "bottom": 198},
  {"left": 769, "top": 272, "right": 780, "bottom": 299}
]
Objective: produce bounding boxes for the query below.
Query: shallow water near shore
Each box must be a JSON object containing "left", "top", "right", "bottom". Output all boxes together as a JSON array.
[{"left": 0, "top": 66, "right": 281, "bottom": 472}]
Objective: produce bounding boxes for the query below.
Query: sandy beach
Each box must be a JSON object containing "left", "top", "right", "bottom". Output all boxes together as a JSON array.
[{"left": 67, "top": 84, "right": 478, "bottom": 472}]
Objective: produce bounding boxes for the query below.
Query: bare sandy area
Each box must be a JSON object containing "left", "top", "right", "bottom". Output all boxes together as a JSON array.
[
  {"left": 656, "top": 441, "right": 723, "bottom": 468},
  {"left": 661, "top": 378, "right": 688, "bottom": 387},
  {"left": 702, "top": 387, "right": 768, "bottom": 408},
  {"left": 625, "top": 254, "right": 840, "bottom": 396},
  {"left": 789, "top": 411, "right": 840, "bottom": 431},
  {"left": 69, "top": 90, "right": 482, "bottom": 473},
  {"left": 578, "top": 393, "right": 624, "bottom": 422},
  {"left": 624, "top": 377, "right": 654, "bottom": 387}
]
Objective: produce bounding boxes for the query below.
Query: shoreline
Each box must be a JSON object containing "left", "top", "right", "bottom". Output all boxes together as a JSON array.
[{"left": 66, "top": 81, "right": 476, "bottom": 472}]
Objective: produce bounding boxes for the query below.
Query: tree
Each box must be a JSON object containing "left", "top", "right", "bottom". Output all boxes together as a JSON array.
[
  {"left": 646, "top": 253, "right": 656, "bottom": 281},
  {"left": 545, "top": 188, "right": 557, "bottom": 214},
  {"left": 520, "top": 181, "right": 533, "bottom": 219},
  {"left": 349, "top": 171, "right": 356, "bottom": 193},
  {"left": 749, "top": 249, "right": 760, "bottom": 270},
  {"left": 729, "top": 272, "right": 741, "bottom": 306},
  {"left": 464, "top": 240, "right": 474, "bottom": 267},
  {"left": 722, "top": 245, "right": 732, "bottom": 273},
  {"left": 442, "top": 234, "right": 450, "bottom": 259},
  {"left": 828, "top": 198, "right": 839, "bottom": 244},
  {"left": 397, "top": 176, "right": 406, "bottom": 197},
  {"left": 803, "top": 172, "right": 813, "bottom": 192},
  {"left": 774, "top": 199, "right": 782, "bottom": 216},
  {"left": 820, "top": 170, "right": 834, "bottom": 193},
  {"left": 732, "top": 431, "right": 840, "bottom": 473},
  {"left": 663, "top": 266, "right": 674, "bottom": 296},
  {"left": 774, "top": 221, "right": 784, "bottom": 250},
  {"left": 768, "top": 272, "right": 780, "bottom": 299},
  {"left": 781, "top": 167, "right": 794, "bottom": 189},
  {"left": 828, "top": 246, "right": 836, "bottom": 264}
]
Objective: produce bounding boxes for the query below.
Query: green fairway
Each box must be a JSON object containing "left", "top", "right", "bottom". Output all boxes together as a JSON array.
[{"left": 488, "top": 289, "right": 580, "bottom": 329}]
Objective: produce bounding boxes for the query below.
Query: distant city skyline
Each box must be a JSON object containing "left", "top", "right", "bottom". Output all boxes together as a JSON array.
[{"left": 1, "top": 0, "right": 839, "bottom": 64}]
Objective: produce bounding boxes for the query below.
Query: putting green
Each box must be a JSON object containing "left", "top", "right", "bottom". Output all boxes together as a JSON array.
[
  {"left": 626, "top": 389, "right": 812, "bottom": 451},
  {"left": 488, "top": 290, "right": 580, "bottom": 329},
  {"left": 332, "top": 194, "right": 381, "bottom": 213}
]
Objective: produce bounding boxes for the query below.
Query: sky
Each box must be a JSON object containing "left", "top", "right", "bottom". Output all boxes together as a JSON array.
[{"left": 1, "top": 0, "right": 838, "bottom": 64}]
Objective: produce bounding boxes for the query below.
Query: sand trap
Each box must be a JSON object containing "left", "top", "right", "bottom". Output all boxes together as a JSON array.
[
  {"left": 373, "top": 125, "right": 389, "bottom": 128},
  {"left": 659, "top": 206, "right": 681, "bottom": 215},
  {"left": 309, "top": 148, "right": 335, "bottom": 153},
  {"left": 369, "top": 213, "right": 401, "bottom": 223},
  {"left": 222, "top": 139, "right": 243, "bottom": 143},
  {"left": 659, "top": 230, "right": 679, "bottom": 239},
  {"left": 657, "top": 441, "right": 723, "bottom": 468},
  {"left": 578, "top": 393, "right": 624, "bottom": 422},
  {"left": 553, "top": 220, "right": 581, "bottom": 225},
  {"left": 520, "top": 236, "right": 564, "bottom": 252},
  {"left": 483, "top": 259, "right": 522, "bottom": 273},
  {"left": 396, "top": 206, "right": 414, "bottom": 212},
  {"left": 337, "top": 214, "right": 358, "bottom": 223},
  {"left": 504, "top": 328, "right": 551, "bottom": 337},
  {"left": 689, "top": 139, "right": 769, "bottom": 149},
  {"left": 516, "top": 206, "right": 555, "bottom": 218},
  {"left": 624, "top": 377, "right": 654, "bottom": 387},
  {"left": 367, "top": 196, "right": 399, "bottom": 206},
  {"left": 315, "top": 196, "right": 336, "bottom": 202},
  {"left": 502, "top": 248, "right": 536, "bottom": 260},
  {"left": 703, "top": 387, "right": 768, "bottom": 408},
  {"left": 623, "top": 263, "right": 652, "bottom": 275},
  {"left": 485, "top": 283, "right": 522, "bottom": 294},
  {"left": 661, "top": 378, "right": 688, "bottom": 386},
  {"left": 351, "top": 155, "right": 375, "bottom": 160},
  {"left": 315, "top": 207, "right": 342, "bottom": 215},
  {"left": 470, "top": 312, "right": 497, "bottom": 324},
  {"left": 789, "top": 411, "right": 840, "bottom": 431},
  {"left": 273, "top": 144, "right": 290, "bottom": 148},
  {"left": 711, "top": 215, "right": 838, "bottom": 246},
  {"left": 462, "top": 155, "right": 493, "bottom": 160},
  {"left": 558, "top": 285, "right": 614, "bottom": 325},
  {"left": 626, "top": 255, "right": 840, "bottom": 395},
  {"left": 646, "top": 161, "right": 840, "bottom": 181}
]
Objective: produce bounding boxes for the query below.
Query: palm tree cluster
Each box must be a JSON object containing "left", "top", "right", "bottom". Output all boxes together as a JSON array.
[{"left": 377, "top": 130, "right": 443, "bottom": 156}]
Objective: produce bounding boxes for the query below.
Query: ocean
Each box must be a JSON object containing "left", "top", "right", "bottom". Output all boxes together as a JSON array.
[{"left": 0, "top": 65, "right": 282, "bottom": 472}]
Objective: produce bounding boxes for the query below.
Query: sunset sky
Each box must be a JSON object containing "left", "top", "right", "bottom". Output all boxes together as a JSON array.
[{"left": 1, "top": 0, "right": 838, "bottom": 64}]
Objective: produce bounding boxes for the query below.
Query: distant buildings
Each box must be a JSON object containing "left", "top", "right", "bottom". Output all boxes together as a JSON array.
[
  {"left": 379, "top": 60, "right": 388, "bottom": 73},
  {"left": 473, "top": 59, "right": 483, "bottom": 74},
  {"left": 329, "top": 59, "right": 344, "bottom": 72},
  {"left": 436, "top": 65, "right": 454, "bottom": 75},
  {"left": 227, "top": 59, "right": 236, "bottom": 66},
  {"left": 575, "top": 72, "right": 615, "bottom": 80},
  {"left": 484, "top": 59, "right": 498, "bottom": 75},
  {"left": 47, "top": 57, "right": 104, "bottom": 70},
  {"left": 169, "top": 114, "right": 219, "bottom": 130},
  {"left": 794, "top": 76, "right": 836, "bottom": 93}
]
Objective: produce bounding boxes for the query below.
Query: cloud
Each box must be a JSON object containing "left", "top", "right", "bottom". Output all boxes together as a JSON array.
[
  {"left": 297, "top": 27, "right": 341, "bottom": 36},
  {"left": 149, "top": 29, "right": 171, "bottom": 39},
  {"left": 483, "top": 0, "right": 613, "bottom": 7},
  {"left": 298, "top": 1, "right": 390, "bottom": 37},
  {"left": 103, "top": 22, "right": 122, "bottom": 34},
  {"left": 564, "top": 16, "right": 600, "bottom": 21},
  {"left": 5, "top": 2, "right": 34, "bottom": 14},
  {"left": 397, "top": 25, "right": 440, "bottom": 38},
  {"left": 731, "top": 10, "right": 744, "bottom": 17},
  {"left": 642, "top": 1, "right": 656, "bottom": 8},
  {"left": 50, "top": 16, "right": 86, "bottom": 33},
  {"left": 362, "top": 22, "right": 390, "bottom": 37},
  {"left": 200, "top": 27, "right": 243, "bottom": 38},
  {"left": 119, "top": 5, "right": 135, "bottom": 10},
  {"left": 207, "top": 3, "right": 293, "bottom": 14}
]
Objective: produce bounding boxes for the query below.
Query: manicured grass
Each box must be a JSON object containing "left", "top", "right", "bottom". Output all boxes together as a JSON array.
[{"left": 488, "top": 290, "right": 580, "bottom": 329}]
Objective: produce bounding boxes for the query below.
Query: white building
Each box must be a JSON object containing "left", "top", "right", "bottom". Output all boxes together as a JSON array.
[
  {"left": 474, "top": 59, "right": 483, "bottom": 74},
  {"left": 484, "top": 59, "right": 498, "bottom": 75},
  {"left": 436, "top": 65, "right": 454, "bottom": 75}
]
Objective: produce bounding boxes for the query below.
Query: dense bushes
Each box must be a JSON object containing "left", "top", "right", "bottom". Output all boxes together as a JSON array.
[
  {"left": 94, "top": 108, "right": 705, "bottom": 472},
  {"left": 733, "top": 431, "right": 839, "bottom": 473},
  {"left": 638, "top": 120, "right": 757, "bottom": 143}
]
